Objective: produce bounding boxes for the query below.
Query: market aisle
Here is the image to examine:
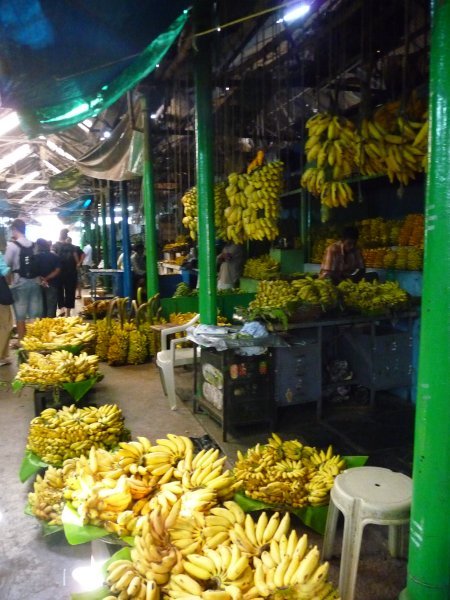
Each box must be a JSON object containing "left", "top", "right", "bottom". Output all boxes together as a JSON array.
[{"left": 0, "top": 359, "right": 206, "bottom": 599}]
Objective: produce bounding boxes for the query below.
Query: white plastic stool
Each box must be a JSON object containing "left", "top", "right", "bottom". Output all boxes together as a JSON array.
[{"left": 322, "top": 466, "right": 412, "bottom": 600}]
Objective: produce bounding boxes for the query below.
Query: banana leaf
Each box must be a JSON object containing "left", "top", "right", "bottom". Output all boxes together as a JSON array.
[
  {"left": 62, "top": 374, "right": 103, "bottom": 403},
  {"left": 62, "top": 504, "right": 112, "bottom": 545},
  {"left": 101, "top": 546, "right": 132, "bottom": 577},
  {"left": 233, "top": 455, "right": 368, "bottom": 535},
  {"left": 19, "top": 449, "right": 49, "bottom": 482}
]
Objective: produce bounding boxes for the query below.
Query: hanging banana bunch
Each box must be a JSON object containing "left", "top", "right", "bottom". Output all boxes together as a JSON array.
[{"left": 182, "top": 183, "right": 229, "bottom": 241}]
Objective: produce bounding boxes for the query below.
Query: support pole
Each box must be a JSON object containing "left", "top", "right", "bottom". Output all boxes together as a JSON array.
[
  {"left": 400, "top": 2, "right": 450, "bottom": 599},
  {"left": 94, "top": 193, "right": 101, "bottom": 266},
  {"left": 194, "top": 0, "right": 216, "bottom": 325},
  {"left": 141, "top": 94, "right": 159, "bottom": 299},
  {"left": 120, "top": 181, "right": 133, "bottom": 299},
  {"left": 100, "top": 181, "right": 110, "bottom": 269},
  {"left": 108, "top": 182, "right": 118, "bottom": 269}
]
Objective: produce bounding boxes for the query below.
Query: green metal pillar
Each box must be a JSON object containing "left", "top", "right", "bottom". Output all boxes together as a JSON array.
[
  {"left": 400, "top": 2, "right": 450, "bottom": 599},
  {"left": 194, "top": 0, "right": 216, "bottom": 325},
  {"left": 100, "top": 181, "right": 110, "bottom": 269},
  {"left": 141, "top": 94, "right": 159, "bottom": 299}
]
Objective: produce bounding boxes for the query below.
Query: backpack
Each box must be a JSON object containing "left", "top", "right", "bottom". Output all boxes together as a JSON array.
[
  {"left": 13, "top": 240, "right": 36, "bottom": 279},
  {"left": 56, "top": 242, "right": 77, "bottom": 270}
]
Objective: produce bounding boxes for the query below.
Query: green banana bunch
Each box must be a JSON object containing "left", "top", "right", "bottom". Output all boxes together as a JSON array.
[
  {"left": 292, "top": 277, "right": 339, "bottom": 309},
  {"left": 338, "top": 280, "right": 409, "bottom": 315},
  {"left": 243, "top": 255, "right": 280, "bottom": 280}
]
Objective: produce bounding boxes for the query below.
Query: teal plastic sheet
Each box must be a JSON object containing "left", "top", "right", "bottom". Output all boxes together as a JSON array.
[{"left": 234, "top": 455, "right": 368, "bottom": 535}]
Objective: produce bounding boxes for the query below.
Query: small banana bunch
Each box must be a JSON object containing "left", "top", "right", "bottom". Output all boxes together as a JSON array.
[
  {"left": 249, "top": 280, "right": 298, "bottom": 312},
  {"left": 253, "top": 531, "right": 340, "bottom": 599},
  {"left": 28, "top": 466, "right": 65, "bottom": 524},
  {"left": 292, "top": 278, "right": 339, "bottom": 309},
  {"left": 182, "top": 183, "right": 229, "bottom": 241},
  {"left": 27, "top": 404, "right": 126, "bottom": 465},
  {"left": 21, "top": 317, "right": 95, "bottom": 351},
  {"left": 16, "top": 350, "right": 99, "bottom": 387},
  {"left": 225, "top": 161, "right": 284, "bottom": 243},
  {"left": 243, "top": 255, "right": 280, "bottom": 280},
  {"left": 234, "top": 434, "right": 346, "bottom": 508},
  {"left": 338, "top": 280, "right": 409, "bottom": 315}
]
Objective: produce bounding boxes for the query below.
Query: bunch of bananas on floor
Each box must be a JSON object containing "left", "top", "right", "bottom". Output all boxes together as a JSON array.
[
  {"left": 338, "top": 280, "right": 409, "bottom": 315},
  {"left": 28, "top": 466, "right": 65, "bottom": 525},
  {"left": 80, "top": 299, "right": 111, "bottom": 320},
  {"left": 249, "top": 280, "right": 299, "bottom": 312},
  {"left": 182, "top": 183, "right": 229, "bottom": 241},
  {"left": 234, "top": 434, "right": 346, "bottom": 508},
  {"left": 27, "top": 404, "right": 126, "bottom": 465},
  {"left": 16, "top": 350, "right": 99, "bottom": 387},
  {"left": 225, "top": 161, "right": 284, "bottom": 242},
  {"left": 292, "top": 277, "right": 339, "bottom": 309},
  {"left": 243, "top": 255, "right": 280, "bottom": 280},
  {"left": 21, "top": 317, "right": 95, "bottom": 351},
  {"left": 53, "top": 435, "right": 240, "bottom": 540}
]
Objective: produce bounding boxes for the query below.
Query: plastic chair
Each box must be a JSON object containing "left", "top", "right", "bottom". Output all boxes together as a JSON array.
[
  {"left": 322, "top": 466, "right": 412, "bottom": 600},
  {"left": 155, "top": 313, "right": 200, "bottom": 410}
]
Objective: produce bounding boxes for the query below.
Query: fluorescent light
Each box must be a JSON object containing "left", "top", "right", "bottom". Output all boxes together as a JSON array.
[
  {"left": 283, "top": 3, "right": 311, "bottom": 22},
  {"left": 78, "top": 122, "right": 90, "bottom": 132},
  {"left": 83, "top": 119, "right": 93, "bottom": 127},
  {"left": 7, "top": 170, "right": 40, "bottom": 193},
  {"left": 20, "top": 185, "right": 45, "bottom": 203},
  {"left": 43, "top": 159, "right": 61, "bottom": 174},
  {"left": 103, "top": 131, "right": 111, "bottom": 139},
  {"left": 0, "top": 111, "right": 20, "bottom": 137},
  {"left": 0, "top": 144, "right": 32, "bottom": 173},
  {"left": 46, "top": 139, "right": 76, "bottom": 161}
]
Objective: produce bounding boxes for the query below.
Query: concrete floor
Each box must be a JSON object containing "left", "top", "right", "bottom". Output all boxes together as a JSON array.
[{"left": 0, "top": 346, "right": 410, "bottom": 599}]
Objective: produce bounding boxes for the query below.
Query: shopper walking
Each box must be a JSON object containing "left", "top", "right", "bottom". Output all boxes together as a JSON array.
[
  {"left": 0, "top": 250, "right": 13, "bottom": 365},
  {"left": 53, "top": 229, "right": 79, "bottom": 316},
  {"left": 33, "top": 239, "right": 61, "bottom": 317},
  {"left": 4, "top": 218, "right": 42, "bottom": 341}
]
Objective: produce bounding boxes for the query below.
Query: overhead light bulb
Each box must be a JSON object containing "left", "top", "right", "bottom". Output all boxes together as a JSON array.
[
  {"left": 19, "top": 185, "right": 45, "bottom": 203},
  {"left": 103, "top": 131, "right": 111, "bottom": 139},
  {"left": 0, "top": 111, "right": 20, "bottom": 137},
  {"left": 7, "top": 170, "right": 40, "bottom": 193},
  {"left": 283, "top": 3, "right": 311, "bottom": 23},
  {"left": 0, "top": 144, "right": 32, "bottom": 173}
]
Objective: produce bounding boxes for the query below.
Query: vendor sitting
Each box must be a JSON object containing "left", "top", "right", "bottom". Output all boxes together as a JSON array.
[{"left": 319, "top": 226, "right": 365, "bottom": 284}]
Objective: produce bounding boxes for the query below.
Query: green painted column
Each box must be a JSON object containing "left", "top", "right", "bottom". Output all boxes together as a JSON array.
[
  {"left": 141, "top": 94, "right": 159, "bottom": 299},
  {"left": 400, "top": 2, "right": 450, "bottom": 599},
  {"left": 194, "top": 0, "right": 217, "bottom": 325},
  {"left": 100, "top": 181, "right": 110, "bottom": 269}
]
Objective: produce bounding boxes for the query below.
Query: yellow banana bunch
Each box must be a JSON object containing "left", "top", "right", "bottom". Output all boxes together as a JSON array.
[
  {"left": 292, "top": 277, "right": 339, "bottom": 309},
  {"left": 26, "top": 404, "right": 126, "bottom": 466},
  {"left": 249, "top": 280, "right": 298, "bottom": 312},
  {"left": 230, "top": 511, "right": 291, "bottom": 557},
  {"left": 234, "top": 434, "right": 346, "bottom": 508},
  {"left": 182, "top": 183, "right": 229, "bottom": 241},
  {"left": 243, "top": 255, "right": 280, "bottom": 280},
  {"left": 253, "top": 533, "right": 340, "bottom": 599},
  {"left": 338, "top": 280, "right": 409, "bottom": 315},
  {"left": 354, "top": 118, "right": 387, "bottom": 176},
  {"left": 105, "top": 560, "right": 152, "bottom": 599},
  {"left": 21, "top": 317, "right": 95, "bottom": 351},
  {"left": 225, "top": 161, "right": 284, "bottom": 243},
  {"left": 28, "top": 466, "right": 65, "bottom": 525},
  {"left": 16, "top": 350, "right": 99, "bottom": 387}
]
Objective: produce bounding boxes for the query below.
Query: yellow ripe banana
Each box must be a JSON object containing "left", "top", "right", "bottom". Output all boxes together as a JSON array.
[
  {"left": 205, "top": 530, "right": 230, "bottom": 549},
  {"left": 244, "top": 515, "right": 258, "bottom": 547},
  {"left": 262, "top": 512, "right": 280, "bottom": 544},
  {"left": 127, "top": 575, "right": 144, "bottom": 596},
  {"left": 292, "top": 546, "right": 320, "bottom": 585},
  {"left": 269, "top": 539, "right": 281, "bottom": 565},
  {"left": 260, "top": 550, "right": 276, "bottom": 570},
  {"left": 146, "top": 580, "right": 159, "bottom": 600},
  {"left": 273, "top": 512, "right": 290, "bottom": 540},
  {"left": 227, "top": 555, "right": 249, "bottom": 581},
  {"left": 203, "top": 592, "right": 232, "bottom": 600},
  {"left": 286, "top": 529, "right": 298, "bottom": 556},
  {"left": 273, "top": 556, "right": 290, "bottom": 588},
  {"left": 255, "top": 512, "right": 268, "bottom": 546},
  {"left": 171, "top": 574, "right": 204, "bottom": 595},
  {"left": 283, "top": 552, "right": 302, "bottom": 586}
]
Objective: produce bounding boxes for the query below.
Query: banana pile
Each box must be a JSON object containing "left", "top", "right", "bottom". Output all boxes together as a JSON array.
[
  {"left": 27, "top": 404, "right": 126, "bottom": 465},
  {"left": 225, "top": 161, "right": 284, "bottom": 243},
  {"left": 249, "top": 280, "right": 299, "bottom": 312},
  {"left": 291, "top": 278, "right": 339, "bottom": 309},
  {"left": 182, "top": 183, "right": 229, "bottom": 241},
  {"left": 362, "top": 247, "right": 423, "bottom": 270},
  {"left": 234, "top": 434, "right": 346, "bottom": 508},
  {"left": 243, "top": 255, "right": 280, "bottom": 280},
  {"left": 398, "top": 214, "right": 424, "bottom": 247},
  {"left": 28, "top": 466, "right": 65, "bottom": 525},
  {"left": 16, "top": 350, "right": 99, "bottom": 387},
  {"left": 21, "top": 317, "right": 95, "bottom": 351},
  {"left": 49, "top": 435, "right": 240, "bottom": 538},
  {"left": 338, "top": 280, "right": 409, "bottom": 315},
  {"left": 357, "top": 217, "right": 401, "bottom": 248}
]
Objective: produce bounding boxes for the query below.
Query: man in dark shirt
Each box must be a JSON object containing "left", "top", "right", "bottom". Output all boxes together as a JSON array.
[
  {"left": 319, "top": 226, "right": 365, "bottom": 284},
  {"left": 53, "top": 229, "right": 79, "bottom": 316},
  {"left": 33, "top": 239, "right": 61, "bottom": 317}
]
